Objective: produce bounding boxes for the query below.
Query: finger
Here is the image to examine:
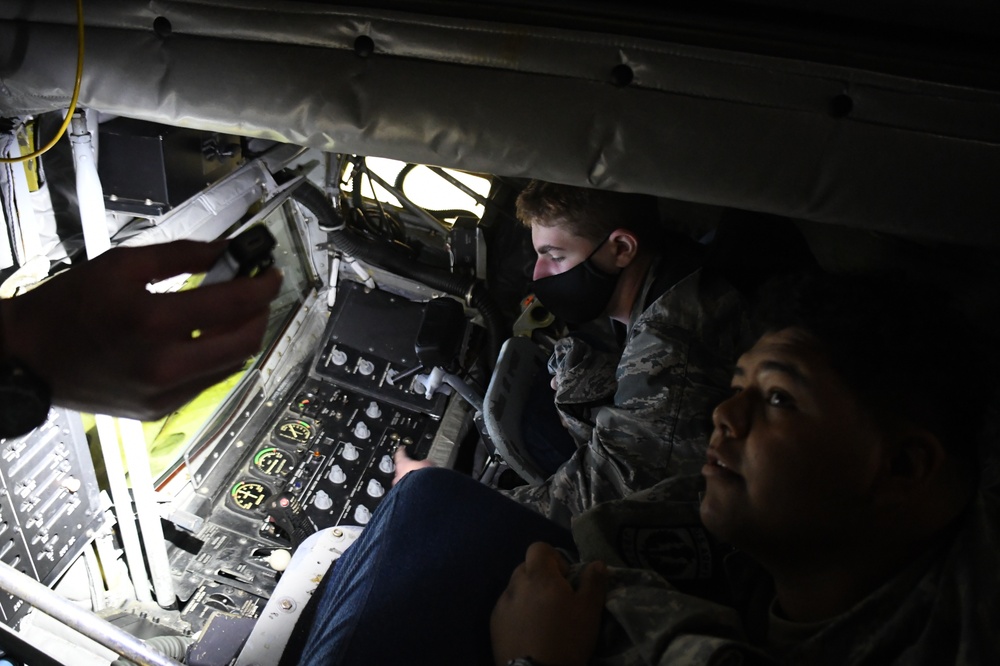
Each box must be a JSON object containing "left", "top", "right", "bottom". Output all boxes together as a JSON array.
[
  {"left": 576, "top": 560, "right": 608, "bottom": 606},
  {"left": 524, "top": 542, "right": 567, "bottom": 578},
  {"left": 108, "top": 240, "right": 229, "bottom": 282},
  {"left": 148, "top": 268, "right": 282, "bottom": 337},
  {"left": 145, "top": 363, "right": 247, "bottom": 419},
  {"left": 146, "top": 309, "right": 270, "bottom": 390}
]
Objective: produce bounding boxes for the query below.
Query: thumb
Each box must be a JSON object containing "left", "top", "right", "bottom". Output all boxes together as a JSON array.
[{"left": 576, "top": 560, "right": 608, "bottom": 606}]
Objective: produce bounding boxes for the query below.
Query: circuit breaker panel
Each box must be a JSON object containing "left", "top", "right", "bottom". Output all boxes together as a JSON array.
[{"left": 0, "top": 408, "right": 105, "bottom": 627}]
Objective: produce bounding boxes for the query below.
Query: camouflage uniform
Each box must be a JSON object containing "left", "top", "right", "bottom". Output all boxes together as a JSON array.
[
  {"left": 570, "top": 474, "right": 1000, "bottom": 666},
  {"left": 504, "top": 259, "right": 747, "bottom": 527}
]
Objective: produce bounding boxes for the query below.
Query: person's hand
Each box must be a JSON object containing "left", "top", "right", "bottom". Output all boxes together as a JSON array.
[
  {"left": 393, "top": 445, "right": 435, "bottom": 485},
  {"left": 490, "top": 542, "right": 608, "bottom": 666},
  {"left": 0, "top": 239, "right": 282, "bottom": 421}
]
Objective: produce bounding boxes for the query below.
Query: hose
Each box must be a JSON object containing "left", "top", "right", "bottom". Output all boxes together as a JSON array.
[
  {"left": 109, "top": 634, "right": 194, "bottom": 666},
  {"left": 287, "top": 176, "right": 505, "bottom": 366}
]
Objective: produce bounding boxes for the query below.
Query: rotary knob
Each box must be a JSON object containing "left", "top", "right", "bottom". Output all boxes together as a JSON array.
[
  {"left": 353, "top": 421, "right": 370, "bottom": 440},
  {"left": 329, "top": 348, "right": 348, "bottom": 366},
  {"left": 365, "top": 401, "right": 382, "bottom": 419},
  {"left": 378, "top": 454, "right": 394, "bottom": 474},
  {"left": 328, "top": 464, "right": 346, "bottom": 484},
  {"left": 313, "top": 490, "right": 333, "bottom": 510},
  {"left": 357, "top": 358, "right": 375, "bottom": 376},
  {"left": 354, "top": 505, "right": 371, "bottom": 525},
  {"left": 342, "top": 443, "right": 359, "bottom": 461},
  {"left": 366, "top": 479, "right": 385, "bottom": 498}
]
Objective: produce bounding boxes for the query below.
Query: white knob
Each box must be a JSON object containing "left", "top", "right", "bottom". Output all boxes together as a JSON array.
[
  {"left": 357, "top": 358, "right": 375, "bottom": 376},
  {"left": 265, "top": 549, "right": 292, "bottom": 572},
  {"left": 353, "top": 421, "right": 370, "bottom": 440},
  {"left": 342, "top": 443, "right": 359, "bottom": 461},
  {"left": 378, "top": 454, "right": 394, "bottom": 474},
  {"left": 330, "top": 348, "right": 348, "bottom": 366},
  {"left": 328, "top": 464, "right": 346, "bottom": 484},
  {"left": 365, "top": 401, "right": 382, "bottom": 419},
  {"left": 366, "top": 479, "right": 385, "bottom": 498},
  {"left": 313, "top": 490, "right": 333, "bottom": 510},
  {"left": 354, "top": 505, "right": 371, "bottom": 525}
]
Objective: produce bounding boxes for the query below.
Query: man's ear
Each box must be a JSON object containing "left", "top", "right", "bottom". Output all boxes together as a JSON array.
[
  {"left": 875, "top": 428, "right": 947, "bottom": 503},
  {"left": 608, "top": 228, "right": 640, "bottom": 267}
]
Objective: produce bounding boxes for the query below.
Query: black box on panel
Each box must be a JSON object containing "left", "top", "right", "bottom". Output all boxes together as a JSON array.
[{"left": 97, "top": 117, "right": 242, "bottom": 216}]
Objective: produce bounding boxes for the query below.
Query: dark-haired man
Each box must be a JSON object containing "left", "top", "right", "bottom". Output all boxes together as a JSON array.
[{"left": 294, "top": 272, "right": 998, "bottom": 666}]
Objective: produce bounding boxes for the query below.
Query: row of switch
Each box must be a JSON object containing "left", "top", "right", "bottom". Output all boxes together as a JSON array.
[{"left": 326, "top": 346, "right": 376, "bottom": 377}]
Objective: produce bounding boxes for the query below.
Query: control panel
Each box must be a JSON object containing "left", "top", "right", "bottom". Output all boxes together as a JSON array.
[{"left": 172, "top": 279, "right": 464, "bottom": 630}]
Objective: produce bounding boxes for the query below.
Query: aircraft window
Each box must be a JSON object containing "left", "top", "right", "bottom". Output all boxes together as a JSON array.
[
  {"left": 339, "top": 156, "right": 490, "bottom": 224},
  {"left": 398, "top": 165, "right": 490, "bottom": 222}
]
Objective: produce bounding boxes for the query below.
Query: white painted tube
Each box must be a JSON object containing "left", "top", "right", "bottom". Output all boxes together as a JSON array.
[
  {"left": 95, "top": 415, "right": 153, "bottom": 603},
  {"left": 119, "top": 418, "right": 176, "bottom": 608},
  {"left": 69, "top": 113, "right": 111, "bottom": 260}
]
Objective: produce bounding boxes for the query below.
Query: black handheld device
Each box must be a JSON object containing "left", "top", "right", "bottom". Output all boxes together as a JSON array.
[{"left": 201, "top": 225, "right": 277, "bottom": 286}]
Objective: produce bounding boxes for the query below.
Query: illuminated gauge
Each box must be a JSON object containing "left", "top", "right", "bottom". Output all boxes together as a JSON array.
[
  {"left": 253, "top": 447, "right": 295, "bottom": 477},
  {"left": 275, "top": 419, "right": 313, "bottom": 444},
  {"left": 229, "top": 481, "right": 271, "bottom": 512}
]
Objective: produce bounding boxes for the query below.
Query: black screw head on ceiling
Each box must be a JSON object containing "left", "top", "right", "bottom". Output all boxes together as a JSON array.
[
  {"left": 829, "top": 94, "right": 853, "bottom": 118},
  {"left": 355, "top": 35, "right": 375, "bottom": 58},
  {"left": 611, "top": 64, "right": 634, "bottom": 87},
  {"left": 153, "top": 16, "right": 172, "bottom": 38}
]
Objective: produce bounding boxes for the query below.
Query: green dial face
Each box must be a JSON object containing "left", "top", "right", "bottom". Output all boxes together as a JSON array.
[
  {"left": 229, "top": 481, "right": 271, "bottom": 511},
  {"left": 253, "top": 447, "right": 295, "bottom": 476}
]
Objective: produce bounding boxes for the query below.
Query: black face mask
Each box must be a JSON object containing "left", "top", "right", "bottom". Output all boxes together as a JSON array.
[{"left": 531, "top": 236, "right": 620, "bottom": 325}]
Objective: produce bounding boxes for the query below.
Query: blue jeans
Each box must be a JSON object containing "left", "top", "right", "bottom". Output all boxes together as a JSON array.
[{"left": 297, "top": 467, "right": 575, "bottom": 665}]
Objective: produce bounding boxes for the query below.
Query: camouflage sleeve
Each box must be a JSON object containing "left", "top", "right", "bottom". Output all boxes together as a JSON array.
[
  {"left": 547, "top": 335, "right": 621, "bottom": 447},
  {"left": 503, "top": 271, "right": 745, "bottom": 527},
  {"left": 557, "top": 475, "right": 772, "bottom": 666},
  {"left": 558, "top": 553, "right": 766, "bottom": 665},
  {"left": 593, "top": 568, "right": 768, "bottom": 666}
]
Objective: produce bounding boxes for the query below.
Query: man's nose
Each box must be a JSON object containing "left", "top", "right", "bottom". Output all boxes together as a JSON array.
[
  {"left": 532, "top": 259, "right": 551, "bottom": 281},
  {"left": 712, "top": 391, "right": 748, "bottom": 439}
]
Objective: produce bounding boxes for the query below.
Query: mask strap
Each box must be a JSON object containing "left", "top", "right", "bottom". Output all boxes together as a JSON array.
[{"left": 585, "top": 233, "right": 613, "bottom": 260}]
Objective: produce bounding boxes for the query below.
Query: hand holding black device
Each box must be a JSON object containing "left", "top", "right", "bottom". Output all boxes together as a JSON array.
[{"left": 201, "top": 225, "right": 278, "bottom": 286}]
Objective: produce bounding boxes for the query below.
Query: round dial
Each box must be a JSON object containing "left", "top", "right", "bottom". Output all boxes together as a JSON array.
[
  {"left": 229, "top": 481, "right": 271, "bottom": 511},
  {"left": 275, "top": 419, "right": 313, "bottom": 444},
  {"left": 253, "top": 447, "right": 295, "bottom": 477}
]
